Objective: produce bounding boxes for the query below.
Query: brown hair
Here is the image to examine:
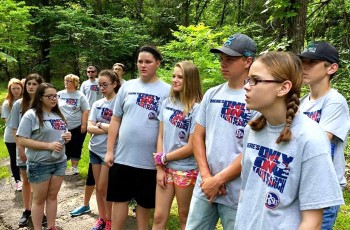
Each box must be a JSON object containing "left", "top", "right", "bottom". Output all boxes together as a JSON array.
[
  {"left": 98, "top": 69, "right": 121, "bottom": 94},
  {"left": 32, "top": 83, "right": 66, "bottom": 127},
  {"left": 249, "top": 52, "right": 303, "bottom": 144},
  {"left": 170, "top": 61, "right": 203, "bottom": 115},
  {"left": 22, "top": 73, "right": 44, "bottom": 115}
]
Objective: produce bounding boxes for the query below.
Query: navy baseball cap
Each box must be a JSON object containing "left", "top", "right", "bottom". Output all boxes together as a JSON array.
[
  {"left": 298, "top": 41, "right": 339, "bottom": 64},
  {"left": 210, "top": 33, "right": 256, "bottom": 57}
]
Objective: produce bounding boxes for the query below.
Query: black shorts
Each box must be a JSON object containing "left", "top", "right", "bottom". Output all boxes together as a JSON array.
[
  {"left": 107, "top": 163, "right": 156, "bottom": 209},
  {"left": 65, "top": 125, "right": 87, "bottom": 160}
]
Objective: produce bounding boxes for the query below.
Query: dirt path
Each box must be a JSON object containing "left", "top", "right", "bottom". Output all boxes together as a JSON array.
[{"left": 0, "top": 159, "right": 137, "bottom": 230}]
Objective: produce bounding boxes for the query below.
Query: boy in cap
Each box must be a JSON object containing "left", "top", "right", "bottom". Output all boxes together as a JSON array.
[
  {"left": 186, "top": 34, "right": 257, "bottom": 229},
  {"left": 298, "top": 41, "right": 350, "bottom": 230}
]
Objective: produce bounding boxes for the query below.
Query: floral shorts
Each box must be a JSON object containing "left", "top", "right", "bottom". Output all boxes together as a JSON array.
[{"left": 165, "top": 168, "right": 198, "bottom": 187}]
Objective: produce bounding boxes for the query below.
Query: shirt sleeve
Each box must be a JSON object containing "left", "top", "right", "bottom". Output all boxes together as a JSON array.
[
  {"left": 195, "top": 90, "right": 210, "bottom": 128},
  {"left": 319, "top": 101, "right": 350, "bottom": 142},
  {"left": 89, "top": 101, "right": 98, "bottom": 122},
  {"left": 16, "top": 110, "right": 36, "bottom": 138},
  {"left": 1, "top": 100, "right": 10, "bottom": 119}
]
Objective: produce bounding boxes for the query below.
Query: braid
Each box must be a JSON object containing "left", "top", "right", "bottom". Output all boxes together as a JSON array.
[
  {"left": 249, "top": 115, "right": 267, "bottom": 131},
  {"left": 276, "top": 93, "right": 300, "bottom": 143}
]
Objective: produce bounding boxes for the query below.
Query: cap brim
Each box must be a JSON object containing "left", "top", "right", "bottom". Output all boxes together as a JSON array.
[
  {"left": 298, "top": 52, "right": 323, "bottom": 61},
  {"left": 210, "top": 47, "right": 242, "bottom": 57}
]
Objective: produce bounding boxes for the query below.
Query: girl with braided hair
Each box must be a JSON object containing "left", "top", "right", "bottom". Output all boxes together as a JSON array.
[{"left": 234, "top": 52, "right": 343, "bottom": 230}]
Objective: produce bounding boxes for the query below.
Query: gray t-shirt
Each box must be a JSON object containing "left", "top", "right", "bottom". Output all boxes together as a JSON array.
[
  {"left": 16, "top": 109, "right": 67, "bottom": 164},
  {"left": 113, "top": 78, "right": 171, "bottom": 170},
  {"left": 300, "top": 88, "right": 350, "bottom": 187},
  {"left": 234, "top": 113, "right": 344, "bottom": 230},
  {"left": 158, "top": 98, "right": 199, "bottom": 171},
  {"left": 193, "top": 82, "right": 253, "bottom": 208},
  {"left": 1, "top": 100, "right": 17, "bottom": 143},
  {"left": 89, "top": 95, "right": 118, "bottom": 160},
  {"left": 7, "top": 99, "right": 26, "bottom": 166},
  {"left": 80, "top": 79, "right": 102, "bottom": 108},
  {"left": 57, "top": 90, "right": 90, "bottom": 130}
]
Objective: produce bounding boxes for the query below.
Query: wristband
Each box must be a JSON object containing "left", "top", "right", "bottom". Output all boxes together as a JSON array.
[
  {"left": 97, "top": 122, "right": 101, "bottom": 129},
  {"left": 154, "top": 152, "right": 168, "bottom": 166}
]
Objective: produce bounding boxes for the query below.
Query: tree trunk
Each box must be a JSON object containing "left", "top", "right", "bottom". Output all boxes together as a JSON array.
[
  {"left": 183, "top": 0, "right": 191, "bottom": 27},
  {"left": 136, "top": 0, "right": 143, "bottom": 20},
  {"left": 219, "top": 0, "right": 229, "bottom": 27},
  {"left": 40, "top": 0, "right": 51, "bottom": 82},
  {"left": 287, "top": 0, "right": 307, "bottom": 53}
]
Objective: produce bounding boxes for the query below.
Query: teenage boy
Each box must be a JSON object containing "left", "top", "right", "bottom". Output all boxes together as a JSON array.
[
  {"left": 186, "top": 33, "right": 256, "bottom": 229},
  {"left": 298, "top": 41, "right": 350, "bottom": 230}
]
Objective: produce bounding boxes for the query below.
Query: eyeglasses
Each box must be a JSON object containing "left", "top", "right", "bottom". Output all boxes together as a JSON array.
[
  {"left": 87, "top": 71, "right": 95, "bottom": 73},
  {"left": 42, "top": 94, "right": 60, "bottom": 100},
  {"left": 98, "top": 83, "right": 112, "bottom": 88},
  {"left": 244, "top": 78, "right": 284, "bottom": 86},
  {"left": 64, "top": 80, "right": 73, "bottom": 83}
]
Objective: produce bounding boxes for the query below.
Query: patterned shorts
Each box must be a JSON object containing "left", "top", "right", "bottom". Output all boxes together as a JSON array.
[{"left": 165, "top": 168, "right": 198, "bottom": 187}]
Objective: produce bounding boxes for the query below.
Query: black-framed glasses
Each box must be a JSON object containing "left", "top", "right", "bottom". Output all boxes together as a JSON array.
[
  {"left": 42, "top": 94, "right": 60, "bottom": 100},
  {"left": 244, "top": 78, "right": 284, "bottom": 86},
  {"left": 98, "top": 83, "right": 112, "bottom": 88},
  {"left": 87, "top": 71, "right": 95, "bottom": 73}
]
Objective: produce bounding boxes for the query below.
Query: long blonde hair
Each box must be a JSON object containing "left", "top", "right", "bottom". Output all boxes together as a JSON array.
[
  {"left": 3, "top": 78, "right": 23, "bottom": 111},
  {"left": 169, "top": 61, "right": 203, "bottom": 115},
  {"left": 249, "top": 52, "right": 303, "bottom": 144}
]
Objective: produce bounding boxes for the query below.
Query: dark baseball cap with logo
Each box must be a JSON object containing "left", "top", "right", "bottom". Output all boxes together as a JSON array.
[
  {"left": 210, "top": 33, "right": 257, "bottom": 57},
  {"left": 298, "top": 41, "right": 339, "bottom": 64}
]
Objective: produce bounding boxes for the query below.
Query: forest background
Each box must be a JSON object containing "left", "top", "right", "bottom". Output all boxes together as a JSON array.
[{"left": 0, "top": 0, "right": 349, "bottom": 228}]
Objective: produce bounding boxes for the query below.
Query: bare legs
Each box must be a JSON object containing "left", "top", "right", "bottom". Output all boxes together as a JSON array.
[{"left": 31, "top": 176, "right": 64, "bottom": 230}]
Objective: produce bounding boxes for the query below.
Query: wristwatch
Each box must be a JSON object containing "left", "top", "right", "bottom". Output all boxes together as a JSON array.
[{"left": 97, "top": 122, "right": 102, "bottom": 129}]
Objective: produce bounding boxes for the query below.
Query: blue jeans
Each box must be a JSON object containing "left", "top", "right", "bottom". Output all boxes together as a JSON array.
[
  {"left": 322, "top": 205, "right": 340, "bottom": 230},
  {"left": 186, "top": 195, "right": 237, "bottom": 230}
]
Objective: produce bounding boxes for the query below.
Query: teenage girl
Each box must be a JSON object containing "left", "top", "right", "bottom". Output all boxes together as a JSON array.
[
  {"left": 87, "top": 70, "right": 121, "bottom": 230},
  {"left": 234, "top": 52, "right": 344, "bottom": 229},
  {"left": 1, "top": 78, "right": 23, "bottom": 191},
  {"left": 7, "top": 74, "right": 44, "bottom": 227},
  {"left": 17, "top": 83, "right": 71, "bottom": 230},
  {"left": 152, "top": 61, "right": 203, "bottom": 230}
]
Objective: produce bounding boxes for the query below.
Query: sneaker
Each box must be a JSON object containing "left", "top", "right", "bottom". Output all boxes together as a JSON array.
[
  {"left": 105, "top": 219, "right": 111, "bottom": 230},
  {"left": 16, "top": 180, "right": 22, "bottom": 192},
  {"left": 18, "top": 210, "right": 31, "bottom": 226},
  {"left": 72, "top": 167, "right": 79, "bottom": 175},
  {"left": 70, "top": 205, "right": 90, "bottom": 216},
  {"left": 42, "top": 214, "right": 48, "bottom": 226},
  {"left": 92, "top": 217, "right": 105, "bottom": 230}
]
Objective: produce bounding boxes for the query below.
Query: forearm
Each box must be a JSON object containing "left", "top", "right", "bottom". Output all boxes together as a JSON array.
[
  {"left": 299, "top": 209, "right": 323, "bottom": 230},
  {"left": 166, "top": 143, "right": 193, "bottom": 161},
  {"left": 106, "top": 116, "right": 121, "bottom": 152},
  {"left": 193, "top": 125, "right": 211, "bottom": 178},
  {"left": 18, "top": 137, "right": 50, "bottom": 150},
  {"left": 81, "top": 111, "right": 89, "bottom": 125},
  {"left": 214, "top": 153, "right": 242, "bottom": 185},
  {"left": 87, "top": 121, "right": 108, "bottom": 135}
]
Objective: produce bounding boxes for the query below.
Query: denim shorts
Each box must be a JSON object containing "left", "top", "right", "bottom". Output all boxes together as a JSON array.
[
  {"left": 89, "top": 150, "right": 105, "bottom": 165},
  {"left": 27, "top": 160, "right": 67, "bottom": 184},
  {"left": 322, "top": 205, "right": 340, "bottom": 230},
  {"left": 18, "top": 165, "right": 27, "bottom": 170},
  {"left": 186, "top": 195, "right": 237, "bottom": 230}
]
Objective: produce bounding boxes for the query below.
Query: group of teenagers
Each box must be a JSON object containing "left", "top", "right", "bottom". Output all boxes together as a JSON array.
[{"left": 2, "top": 33, "right": 349, "bottom": 230}]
